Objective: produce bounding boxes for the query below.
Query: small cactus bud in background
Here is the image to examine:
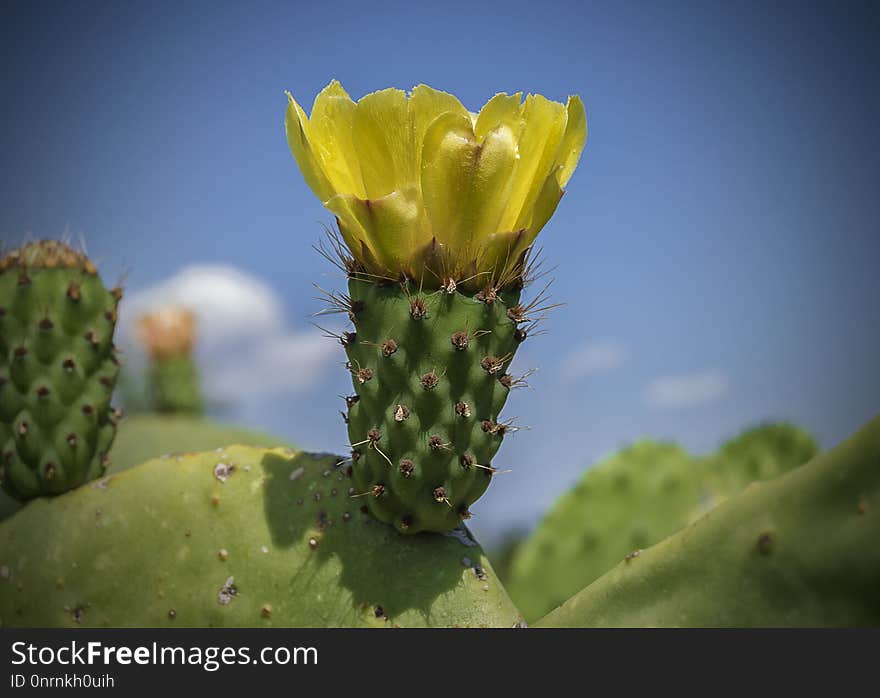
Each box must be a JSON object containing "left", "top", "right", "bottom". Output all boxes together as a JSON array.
[
  {"left": 136, "top": 305, "right": 196, "bottom": 359},
  {"left": 136, "top": 306, "right": 204, "bottom": 415}
]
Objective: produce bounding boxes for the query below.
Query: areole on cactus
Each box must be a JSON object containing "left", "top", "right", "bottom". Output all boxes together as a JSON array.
[{"left": 286, "top": 81, "right": 586, "bottom": 533}]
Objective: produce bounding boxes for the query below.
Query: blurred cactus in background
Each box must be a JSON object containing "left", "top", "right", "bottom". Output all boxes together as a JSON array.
[
  {"left": 506, "top": 423, "right": 819, "bottom": 621},
  {"left": 537, "top": 416, "right": 879, "bottom": 628},
  {"left": 136, "top": 305, "right": 204, "bottom": 415}
]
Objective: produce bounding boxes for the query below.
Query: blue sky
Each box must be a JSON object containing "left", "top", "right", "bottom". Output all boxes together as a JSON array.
[{"left": 3, "top": 0, "right": 878, "bottom": 541}]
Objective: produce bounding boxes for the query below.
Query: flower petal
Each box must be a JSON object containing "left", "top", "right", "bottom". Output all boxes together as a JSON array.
[
  {"left": 285, "top": 91, "right": 335, "bottom": 202},
  {"left": 474, "top": 92, "right": 523, "bottom": 141},
  {"left": 325, "top": 188, "right": 425, "bottom": 277},
  {"left": 522, "top": 167, "right": 565, "bottom": 248},
  {"left": 469, "top": 124, "right": 521, "bottom": 248},
  {"left": 555, "top": 95, "right": 587, "bottom": 188},
  {"left": 499, "top": 93, "right": 567, "bottom": 232},
  {"left": 478, "top": 230, "right": 527, "bottom": 286},
  {"left": 491, "top": 169, "right": 565, "bottom": 274},
  {"left": 421, "top": 112, "right": 518, "bottom": 261},
  {"left": 308, "top": 80, "right": 365, "bottom": 198},
  {"left": 352, "top": 88, "right": 411, "bottom": 199},
  {"left": 409, "top": 84, "right": 469, "bottom": 177}
]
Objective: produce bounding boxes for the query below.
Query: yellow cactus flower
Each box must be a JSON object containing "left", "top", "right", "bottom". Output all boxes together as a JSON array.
[{"left": 285, "top": 80, "right": 586, "bottom": 289}]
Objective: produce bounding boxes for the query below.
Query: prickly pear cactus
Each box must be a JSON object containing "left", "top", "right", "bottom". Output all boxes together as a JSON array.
[
  {"left": 0, "top": 445, "right": 522, "bottom": 627},
  {"left": 286, "top": 81, "right": 587, "bottom": 532},
  {"left": 0, "top": 241, "right": 121, "bottom": 501},
  {"left": 507, "top": 424, "right": 818, "bottom": 621},
  {"left": 537, "top": 414, "right": 880, "bottom": 627}
]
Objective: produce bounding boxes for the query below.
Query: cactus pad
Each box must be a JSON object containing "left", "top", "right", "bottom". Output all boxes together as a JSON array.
[
  {"left": 107, "top": 413, "right": 292, "bottom": 474},
  {"left": 0, "top": 445, "right": 523, "bottom": 627},
  {"left": 507, "top": 442, "right": 694, "bottom": 620},
  {"left": 341, "top": 278, "right": 526, "bottom": 534},
  {"left": 537, "top": 414, "right": 880, "bottom": 627},
  {"left": 507, "top": 424, "right": 818, "bottom": 621},
  {"left": 0, "top": 241, "right": 121, "bottom": 501},
  {"left": 703, "top": 422, "right": 819, "bottom": 501}
]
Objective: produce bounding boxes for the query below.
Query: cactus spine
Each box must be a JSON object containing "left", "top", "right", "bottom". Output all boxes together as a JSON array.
[{"left": 0, "top": 241, "right": 121, "bottom": 500}]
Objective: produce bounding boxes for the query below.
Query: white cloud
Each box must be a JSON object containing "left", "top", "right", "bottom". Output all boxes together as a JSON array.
[
  {"left": 122, "top": 265, "right": 283, "bottom": 342},
  {"left": 645, "top": 370, "right": 728, "bottom": 408},
  {"left": 560, "top": 339, "right": 627, "bottom": 379},
  {"left": 120, "top": 265, "right": 335, "bottom": 400},
  {"left": 210, "top": 333, "right": 332, "bottom": 396}
]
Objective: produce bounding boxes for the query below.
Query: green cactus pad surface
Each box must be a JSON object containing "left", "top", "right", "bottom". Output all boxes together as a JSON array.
[
  {"left": 0, "top": 444, "right": 523, "bottom": 627},
  {"left": 702, "top": 422, "right": 819, "bottom": 502},
  {"left": 148, "top": 354, "right": 203, "bottom": 415},
  {"left": 106, "top": 414, "right": 293, "bottom": 475},
  {"left": 341, "top": 278, "right": 528, "bottom": 534},
  {"left": 507, "top": 424, "right": 818, "bottom": 621},
  {"left": 0, "top": 489, "right": 20, "bottom": 523},
  {"left": 0, "top": 413, "right": 288, "bottom": 523},
  {"left": 507, "top": 442, "right": 695, "bottom": 620},
  {"left": 0, "top": 241, "right": 121, "bottom": 501},
  {"left": 537, "top": 414, "right": 880, "bottom": 627}
]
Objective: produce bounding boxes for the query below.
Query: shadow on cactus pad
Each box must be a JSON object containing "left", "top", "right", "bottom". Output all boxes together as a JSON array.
[{"left": 0, "top": 445, "right": 521, "bottom": 627}]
